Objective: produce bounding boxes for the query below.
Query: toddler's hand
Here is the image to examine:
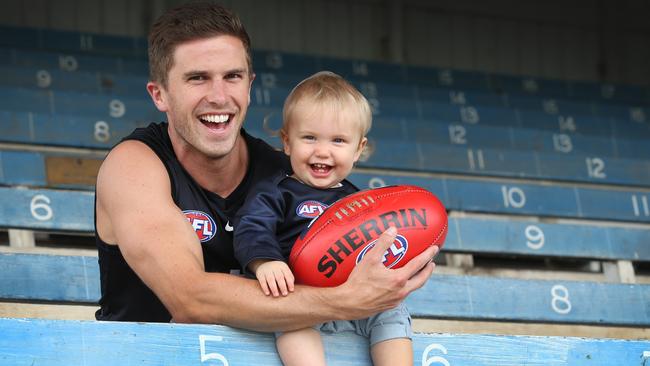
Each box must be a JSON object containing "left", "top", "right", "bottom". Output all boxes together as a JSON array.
[{"left": 255, "top": 261, "right": 295, "bottom": 297}]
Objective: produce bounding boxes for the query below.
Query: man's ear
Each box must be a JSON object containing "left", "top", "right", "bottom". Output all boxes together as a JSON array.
[
  {"left": 147, "top": 81, "right": 168, "bottom": 112},
  {"left": 247, "top": 73, "right": 256, "bottom": 105}
]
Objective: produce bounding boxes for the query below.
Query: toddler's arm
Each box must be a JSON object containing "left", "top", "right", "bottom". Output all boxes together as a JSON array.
[{"left": 249, "top": 259, "right": 295, "bottom": 297}]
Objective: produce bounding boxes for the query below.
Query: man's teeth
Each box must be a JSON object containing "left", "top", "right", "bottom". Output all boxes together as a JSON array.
[{"left": 201, "top": 114, "right": 229, "bottom": 123}]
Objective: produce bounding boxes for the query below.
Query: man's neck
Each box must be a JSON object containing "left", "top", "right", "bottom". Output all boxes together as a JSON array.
[{"left": 172, "top": 135, "right": 249, "bottom": 198}]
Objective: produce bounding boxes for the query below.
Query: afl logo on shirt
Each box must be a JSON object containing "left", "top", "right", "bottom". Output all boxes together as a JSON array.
[
  {"left": 296, "top": 200, "right": 328, "bottom": 218},
  {"left": 183, "top": 210, "right": 216, "bottom": 242}
]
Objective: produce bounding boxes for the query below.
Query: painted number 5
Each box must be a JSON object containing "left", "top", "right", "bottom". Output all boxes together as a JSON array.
[{"left": 199, "top": 335, "right": 229, "bottom": 365}]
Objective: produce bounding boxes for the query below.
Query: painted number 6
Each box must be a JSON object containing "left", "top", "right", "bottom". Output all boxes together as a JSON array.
[
  {"left": 30, "top": 194, "right": 53, "bottom": 221},
  {"left": 422, "top": 343, "right": 451, "bottom": 366}
]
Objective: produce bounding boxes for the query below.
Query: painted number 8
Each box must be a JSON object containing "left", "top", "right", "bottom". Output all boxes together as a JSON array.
[
  {"left": 551, "top": 285, "right": 571, "bottom": 314},
  {"left": 94, "top": 121, "right": 111, "bottom": 143}
]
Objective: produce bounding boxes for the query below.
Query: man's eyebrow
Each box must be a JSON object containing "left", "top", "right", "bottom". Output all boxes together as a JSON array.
[
  {"left": 183, "top": 70, "right": 208, "bottom": 78},
  {"left": 226, "top": 68, "right": 248, "bottom": 75}
]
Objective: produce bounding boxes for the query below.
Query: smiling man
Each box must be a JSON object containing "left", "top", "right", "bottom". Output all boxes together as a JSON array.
[{"left": 94, "top": 1, "right": 437, "bottom": 330}]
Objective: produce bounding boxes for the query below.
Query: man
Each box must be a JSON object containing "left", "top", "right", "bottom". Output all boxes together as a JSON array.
[{"left": 94, "top": 1, "right": 437, "bottom": 331}]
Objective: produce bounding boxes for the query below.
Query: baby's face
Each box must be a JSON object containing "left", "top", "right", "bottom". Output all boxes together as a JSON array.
[{"left": 282, "top": 103, "right": 366, "bottom": 189}]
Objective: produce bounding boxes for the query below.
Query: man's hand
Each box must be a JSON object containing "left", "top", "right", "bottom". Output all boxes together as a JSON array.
[
  {"left": 336, "top": 226, "right": 438, "bottom": 319},
  {"left": 250, "top": 260, "right": 295, "bottom": 297}
]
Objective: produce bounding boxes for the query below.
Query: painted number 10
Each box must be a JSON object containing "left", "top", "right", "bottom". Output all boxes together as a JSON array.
[{"left": 501, "top": 186, "right": 526, "bottom": 209}]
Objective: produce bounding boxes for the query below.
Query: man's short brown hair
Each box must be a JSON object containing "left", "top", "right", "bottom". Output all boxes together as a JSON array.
[{"left": 148, "top": 1, "right": 253, "bottom": 87}]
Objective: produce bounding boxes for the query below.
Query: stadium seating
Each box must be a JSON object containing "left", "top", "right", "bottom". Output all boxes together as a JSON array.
[
  {"left": 2, "top": 317, "right": 649, "bottom": 366},
  {"left": 1, "top": 23, "right": 649, "bottom": 365},
  {"left": 3, "top": 252, "right": 649, "bottom": 327},
  {"left": 2, "top": 182, "right": 648, "bottom": 263}
]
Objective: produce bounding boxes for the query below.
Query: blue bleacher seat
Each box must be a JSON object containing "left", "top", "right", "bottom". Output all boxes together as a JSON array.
[
  {"left": 0, "top": 150, "right": 46, "bottom": 186},
  {"left": 0, "top": 64, "right": 149, "bottom": 97},
  {"left": 516, "top": 109, "right": 612, "bottom": 136},
  {"left": 367, "top": 117, "right": 408, "bottom": 141},
  {"left": 3, "top": 158, "right": 650, "bottom": 226},
  {"left": 369, "top": 95, "right": 419, "bottom": 118},
  {"left": 490, "top": 74, "right": 570, "bottom": 99},
  {"left": 349, "top": 171, "right": 650, "bottom": 222},
  {"left": 507, "top": 95, "right": 596, "bottom": 117},
  {"left": 3, "top": 252, "right": 650, "bottom": 327},
  {"left": 252, "top": 70, "right": 308, "bottom": 89},
  {"left": 0, "top": 25, "right": 146, "bottom": 58},
  {"left": 0, "top": 111, "right": 150, "bottom": 149},
  {"left": 406, "top": 66, "right": 491, "bottom": 92},
  {"left": 319, "top": 56, "right": 407, "bottom": 84},
  {"left": 570, "top": 81, "right": 647, "bottom": 105},
  {"left": 446, "top": 216, "right": 650, "bottom": 261},
  {"left": 250, "top": 85, "right": 291, "bottom": 108},
  {"left": 0, "top": 48, "right": 149, "bottom": 75},
  {"left": 252, "top": 49, "right": 319, "bottom": 75},
  {"left": 0, "top": 186, "right": 94, "bottom": 232},
  {"left": 351, "top": 79, "right": 417, "bottom": 101},
  {"left": 409, "top": 274, "right": 650, "bottom": 325},
  {"left": 1, "top": 317, "right": 648, "bottom": 366},
  {"left": 536, "top": 153, "right": 650, "bottom": 186},
  {"left": 0, "top": 86, "right": 162, "bottom": 121},
  {"left": 418, "top": 86, "right": 506, "bottom": 107},
  {"left": 0, "top": 253, "right": 99, "bottom": 303}
]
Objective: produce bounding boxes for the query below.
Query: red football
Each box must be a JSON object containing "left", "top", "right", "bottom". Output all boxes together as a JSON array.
[{"left": 289, "top": 185, "right": 448, "bottom": 287}]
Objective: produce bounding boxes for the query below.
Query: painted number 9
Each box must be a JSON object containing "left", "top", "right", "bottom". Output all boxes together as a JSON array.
[
  {"left": 58, "top": 55, "right": 78, "bottom": 71},
  {"left": 36, "top": 70, "right": 52, "bottom": 88},
  {"left": 551, "top": 285, "right": 571, "bottom": 314},
  {"left": 109, "top": 99, "right": 126, "bottom": 118},
  {"left": 369, "top": 177, "right": 387, "bottom": 189},
  {"left": 30, "top": 194, "right": 53, "bottom": 221},
  {"left": 524, "top": 225, "right": 544, "bottom": 250}
]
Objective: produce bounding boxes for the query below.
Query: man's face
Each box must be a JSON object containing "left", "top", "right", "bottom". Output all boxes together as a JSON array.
[{"left": 149, "top": 35, "right": 254, "bottom": 159}]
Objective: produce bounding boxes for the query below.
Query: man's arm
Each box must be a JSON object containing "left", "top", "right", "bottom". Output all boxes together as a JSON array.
[{"left": 96, "top": 141, "right": 437, "bottom": 331}]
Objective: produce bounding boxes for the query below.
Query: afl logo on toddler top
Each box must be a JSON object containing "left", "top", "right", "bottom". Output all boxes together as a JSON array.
[
  {"left": 183, "top": 210, "right": 217, "bottom": 242},
  {"left": 296, "top": 200, "right": 328, "bottom": 218}
]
